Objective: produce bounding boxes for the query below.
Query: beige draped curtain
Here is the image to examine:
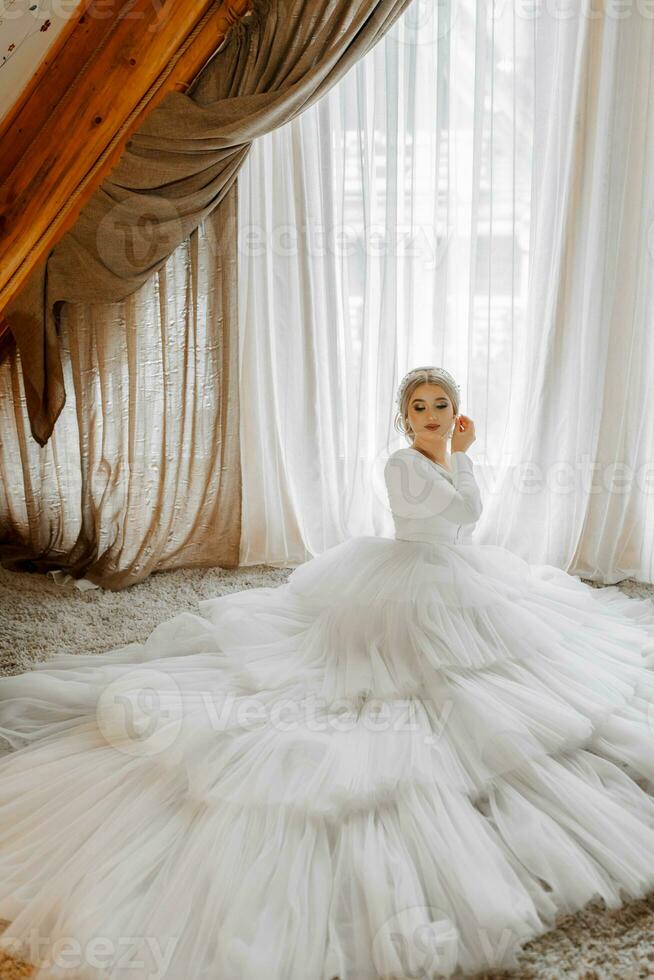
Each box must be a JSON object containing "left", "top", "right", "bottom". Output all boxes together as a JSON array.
[
  {"left": 0, "top": 197, "right": 240, "bottom": 589},
  {"left": 0, "top": 0, "right": 413, "bottom": 589},
  {"left": 4, "top": 0, "right": 414, "bottom": 448}
]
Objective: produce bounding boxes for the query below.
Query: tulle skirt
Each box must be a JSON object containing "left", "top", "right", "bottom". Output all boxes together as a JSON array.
[{"left": 1, "top": 535, "right": 654, "bottom": 979}]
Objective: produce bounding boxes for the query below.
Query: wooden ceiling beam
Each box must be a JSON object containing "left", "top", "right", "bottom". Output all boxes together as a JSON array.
[{"left": 0, "top": 0, "right": 253, "bottom": 345}]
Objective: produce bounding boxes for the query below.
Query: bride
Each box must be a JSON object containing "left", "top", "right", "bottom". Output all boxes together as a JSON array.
[{"left": 2, "top": 365, "right": 654, "bottom": 980}]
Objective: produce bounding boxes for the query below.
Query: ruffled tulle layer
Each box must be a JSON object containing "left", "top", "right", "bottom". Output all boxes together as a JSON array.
[{"left": 1, "top": 535, "right": 654, "bottom": 979}]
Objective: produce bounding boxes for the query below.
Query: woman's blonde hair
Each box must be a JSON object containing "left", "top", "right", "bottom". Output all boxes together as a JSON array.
[{"left": 393, "top": 366, "right": 461, "bottom": 444}]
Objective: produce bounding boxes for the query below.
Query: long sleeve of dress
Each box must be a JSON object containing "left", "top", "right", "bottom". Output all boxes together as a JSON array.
[{"left": 384, "top": 449, "right": 483, "bottom": 527}]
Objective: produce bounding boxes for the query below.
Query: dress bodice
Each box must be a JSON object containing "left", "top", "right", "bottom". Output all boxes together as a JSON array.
[{"left": 384, "top": 447, "right": 483, "bottom": 545}]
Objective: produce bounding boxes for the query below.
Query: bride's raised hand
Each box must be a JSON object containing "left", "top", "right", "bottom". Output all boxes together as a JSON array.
[{"left": 450, "top": 414, "right": 476, "bottom": 454}]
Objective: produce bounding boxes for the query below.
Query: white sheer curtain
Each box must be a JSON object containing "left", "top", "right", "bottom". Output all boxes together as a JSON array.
[
  {"left": 480, "top": 5, "right": 654, "bottom": 584},
  {"left": 237, "top": 0, "right": 654, "bottom": 584}
]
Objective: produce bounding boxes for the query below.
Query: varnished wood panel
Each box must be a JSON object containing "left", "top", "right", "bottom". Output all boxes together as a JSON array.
[{"left": 0, "top": 0, "right": 252, "bottom": 346}]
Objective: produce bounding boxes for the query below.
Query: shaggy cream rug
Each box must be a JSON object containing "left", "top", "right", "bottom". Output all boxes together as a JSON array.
[
  {"left": 0, "top": 562, "right": 292, "bottom": 674},
  {"left": 1, "top": 562, "right": 654, "bottom": 979}
]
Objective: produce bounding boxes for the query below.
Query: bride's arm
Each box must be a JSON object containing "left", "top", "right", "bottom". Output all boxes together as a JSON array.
[
  {"left": 448, "top": 451, "right": 483, "bottom": 522},
  {"left": 384, "top": 450, "right": 483, "bottom": 525}
]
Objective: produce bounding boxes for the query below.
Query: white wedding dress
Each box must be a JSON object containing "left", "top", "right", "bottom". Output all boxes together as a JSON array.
[{"left": 2, "top": 446, "right": 654, "bottom": 980}]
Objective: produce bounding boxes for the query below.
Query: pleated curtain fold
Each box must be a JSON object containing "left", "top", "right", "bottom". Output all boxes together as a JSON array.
[{"left": 0, "top": 0, "right": 412, "bottom": 589}]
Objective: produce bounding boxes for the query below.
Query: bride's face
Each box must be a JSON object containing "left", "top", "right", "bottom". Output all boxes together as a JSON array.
[{"left": 406, "top": 383, "right": 456, "bottom": 442}]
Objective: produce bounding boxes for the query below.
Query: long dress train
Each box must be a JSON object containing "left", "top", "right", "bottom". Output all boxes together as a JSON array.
[{"left": 1, "top": 446, "right": 654, "bottom": 979}]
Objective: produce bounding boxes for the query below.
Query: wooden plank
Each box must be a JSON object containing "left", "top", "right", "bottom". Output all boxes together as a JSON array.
[
  {"left": 0, "top": 0, "right": 110, "bottom": 183},
  {"left": 0, "top": 0, "right": 253, "bottom": 346}
]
